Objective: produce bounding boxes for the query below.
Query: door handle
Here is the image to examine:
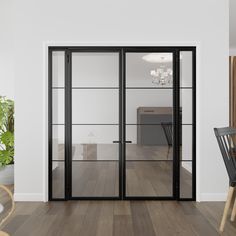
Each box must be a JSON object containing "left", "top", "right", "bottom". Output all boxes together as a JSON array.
[
  {"left": 113, "top": 141, "right": 132, "bottom": 143},
  {"left": 113, "top": 141, "right": 121, "bottom": 143}
]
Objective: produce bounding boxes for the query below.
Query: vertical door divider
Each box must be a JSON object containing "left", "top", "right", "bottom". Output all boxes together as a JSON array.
[
  {"left": 65, "top": 49, "right": 72, "bottom": 200},
  {"left": 119, "top": 49, "right": 123, "bottom": 199},
  {"left": 174, "top": 49, "right": 180, "bottom": 199},
  {"left": 122, "top": 48, "right": 126, "bottom": 199},
  {"left": 48, "top": 49, "right": 53, "bottom": 201},
  {"left": 192, "top": 48, "right": 197, "bottom": 201}
]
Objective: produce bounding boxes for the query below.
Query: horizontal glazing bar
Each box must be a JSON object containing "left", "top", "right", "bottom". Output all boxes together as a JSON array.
[
  {"left": 51, "top": 123, "right": 193, "bottom": 126},
  {"left": 125, "top": 87, "right": 193, "bottom": 89},
  {"left": 51, "top": 87, "right": 193, "bottom": 89},
  {"left": 126, "top": 87, "right": 173, "bottom": 89},
  {"left": 126, "top": 123, "right": 193, "bottom": 125},
  {"left": 72, "top": 123, "right": 119, "bottom": 125},
  {"left": 72, "top": 87, "right": 119, "bottom": 89},
  {"left": 51, "top": 160, "right": 193, "bottom": 162}
]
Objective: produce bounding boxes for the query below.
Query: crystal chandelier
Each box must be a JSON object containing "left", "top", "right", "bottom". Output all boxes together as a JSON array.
[
  {"left": 150, "top": 66, "right": 173, "bottom": 86},
  {"left": 142, "top": 53, "right": 173, "bottom": 86}
]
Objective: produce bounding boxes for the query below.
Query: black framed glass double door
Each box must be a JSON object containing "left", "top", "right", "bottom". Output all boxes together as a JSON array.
[{"left": 49, "top": 47, "right": 196, "bottom": 201}]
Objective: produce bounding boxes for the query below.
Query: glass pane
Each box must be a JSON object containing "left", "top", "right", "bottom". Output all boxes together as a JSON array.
[
  {"left": 72, "top": 125, "right": 119, "bottom": 161},
  {"left": 180, "top": 161, "right": 192, "bottom": 198},
  {"left": 72, "top": 125, "right": 119, "bottom": 197},
  {"left": 180, "top": 51, "right": 192, "bottom": 87},
  {"left": 72, "top": 89, "right": 118, "bottom": 124},
  {"left": 72, "top": 144, "right": 119, "bottom": 161},
  {"left": 52, "top": 51, "right": 65, "bottom": 87},
  {"left": 180, "top": 89, "right": 192, "bottom": 124},
  {"left": 126, "top": 52, "right": 173, "bottom": 198},
  {"left": 52, "top": 89, "right": 64, "bottom": 124},
  {"left": 52, "top": 125, "right": 64, "bottom": 160},
  {"left": 72, "top": 125, "right": 119, "bottom": 144},
  {"left": 72, "top": 161, "right": 119, "bottom": 197},
  {"left": 71, "top": 52, "right": 119, "bottom": 197},
  {"left": 52, "top": 161, "right": 64, "bottom": 198},
  {"left": 72, "top": 53, "right": 119, "bottom": 87},
  {"left": 181, "top": 125, "right": 192, "bottom": 161},
  {"left": 126, "top": 161, "right": 173, "bottom": 196},
  {"left": 126, "top": 52, "right": 173, "bottom": 88},
  {"left": 126, "top": 89, "right": 173, "bottom": 124},
  {"left": 126, "top": 125, "right": 173, "bottom": 160}
]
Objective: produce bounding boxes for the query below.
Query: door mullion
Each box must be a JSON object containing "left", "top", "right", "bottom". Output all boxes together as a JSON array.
[
  {"left": 119, "top": 49, "right": 123, "bottom": 199},
  {"left": 122, "top": 48, "right": 126, "bottom": 199},
  {"left": 173, "top": 50, "right": 180, "bottom": 200},
  {"left": 65, "top": 49, "right": 72, "bottom": 200}
]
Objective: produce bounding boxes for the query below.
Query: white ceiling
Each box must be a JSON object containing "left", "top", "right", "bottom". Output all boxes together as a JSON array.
[{"left": 230, "top": 0, "right": 236, "bottom": 49}]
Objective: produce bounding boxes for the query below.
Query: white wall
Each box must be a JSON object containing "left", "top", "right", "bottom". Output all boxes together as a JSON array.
[
  {"left": 230, "top": 0, "right": 236, "bottom": 52},
  {"left": 0, "top": 0, "right": 14, "bottom": 99},
  {"left": 10, "top": 0, "right": 229, "bottom": 201}
]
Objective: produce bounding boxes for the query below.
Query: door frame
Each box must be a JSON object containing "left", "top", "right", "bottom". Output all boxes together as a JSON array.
[{"left": 48, "top": 46, "right": 196, "bottom": 201}]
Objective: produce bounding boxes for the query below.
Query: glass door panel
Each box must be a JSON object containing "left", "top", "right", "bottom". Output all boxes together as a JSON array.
[
  {"left": 51, "top": 51, "right": 65, "bottom": 199},
  {"left": 125, "top": 52, "right": 174, "bottom": 198},
  {"left": 71, "top": 52, "right": 120, "bottom": 198},
  {"left": 179, "top": 51, "right": 195, "bottom": 199}
]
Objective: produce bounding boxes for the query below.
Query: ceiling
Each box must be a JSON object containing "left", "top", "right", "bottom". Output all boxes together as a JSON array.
[{"left": 230, "top": 0, "right": 236, "bottom": 49}]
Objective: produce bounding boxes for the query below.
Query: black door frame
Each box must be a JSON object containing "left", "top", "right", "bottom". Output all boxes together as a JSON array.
[{"left": 48, "top": 46, "right": 196, "bottom": 201}]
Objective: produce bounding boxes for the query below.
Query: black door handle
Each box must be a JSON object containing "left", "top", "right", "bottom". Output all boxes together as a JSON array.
[
  {"left": 113, "top": 141, "right": 121, "bottom": 143},
  {"left": 113, "top": 141, "right": 132, "bottom": 143}
]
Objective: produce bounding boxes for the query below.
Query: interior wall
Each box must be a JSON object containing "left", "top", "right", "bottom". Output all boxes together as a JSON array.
[
  {"left": 230, "top": 0, "right": 236, "bottom": 51},
  {"left": 0, "top": 1, "right": 14, "bottom": 99},
  {"left": 12, "top": 0, "right": 229, "bottom": 201}
]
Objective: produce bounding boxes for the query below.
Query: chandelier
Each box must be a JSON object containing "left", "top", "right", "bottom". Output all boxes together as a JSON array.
[
  {"left": 150, "top": 66, "right": 173, "bottom": 86},
  {"left": 142, "top": 53, "right": 173, "bottom": 86}
]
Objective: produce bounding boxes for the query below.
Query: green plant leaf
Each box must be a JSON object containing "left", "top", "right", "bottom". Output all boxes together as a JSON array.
[
  {"left": 0, "top": 131, "right": 14, "bottom": 147},
  {"left": 0, "top": 149, "right": 14, "bottom": 166},
  {"left": 0, "top": 96, "right": 14, "bottom": 166}
]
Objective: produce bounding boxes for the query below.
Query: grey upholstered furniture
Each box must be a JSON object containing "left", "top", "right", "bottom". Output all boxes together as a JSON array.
[{"left": 137, "top": 107, "right": 172, "bottom": 146}]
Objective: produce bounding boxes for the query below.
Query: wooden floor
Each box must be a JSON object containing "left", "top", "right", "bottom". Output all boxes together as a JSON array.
[
  {"left": 1, "top": 144, "right": 233, "bottom": 235},
  {"left": 1, "top": 200, "right": 236, "bottom": 236}
]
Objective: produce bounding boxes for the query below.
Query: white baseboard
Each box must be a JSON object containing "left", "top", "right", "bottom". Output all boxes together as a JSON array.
[
  {"left": 14, "top": 193, "right": 44, "bottom": 202},
  {"left": 199, "top": 193, "right": 227, "bottom": 202}
]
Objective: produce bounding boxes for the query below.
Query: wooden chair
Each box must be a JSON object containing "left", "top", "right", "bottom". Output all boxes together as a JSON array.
[
  {"left": 0, "top": 185, "right": 15, "bottom": 236},
  {"left": 214, "top": 127, "right": 236, "bottom": 232}
]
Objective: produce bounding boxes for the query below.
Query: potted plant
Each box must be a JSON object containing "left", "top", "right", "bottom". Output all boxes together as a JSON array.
[{"left": 0, "top": 96, "right": 14, "bottom": 185}]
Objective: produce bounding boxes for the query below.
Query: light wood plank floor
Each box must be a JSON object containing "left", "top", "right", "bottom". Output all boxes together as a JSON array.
[{"left": 0, "top": 200, "right": 236, "bottom": 235}]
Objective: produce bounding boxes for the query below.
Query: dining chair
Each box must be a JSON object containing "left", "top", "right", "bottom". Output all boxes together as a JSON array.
[
  {"left": 161, "top": 122, "right": 173, "bottom": 160},
  {"left": 214, "top": 127, "right": 236, "bottom": 232},
  {"left": 161, "top": 122, "right": 173, "bottom": 147}
]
